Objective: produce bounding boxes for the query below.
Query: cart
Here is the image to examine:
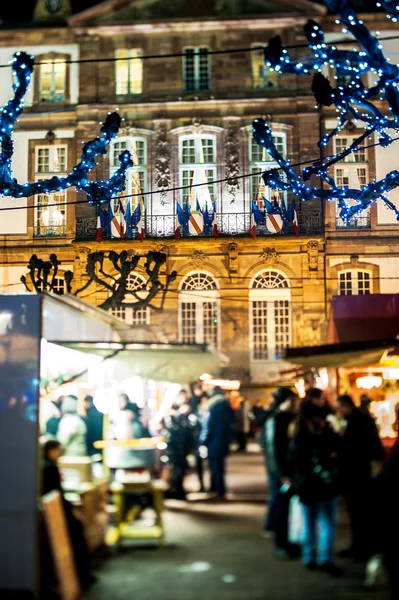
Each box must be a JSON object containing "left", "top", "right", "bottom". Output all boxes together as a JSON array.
[{"left": 94, "top": 438, "right": 168, "bottom": 548}]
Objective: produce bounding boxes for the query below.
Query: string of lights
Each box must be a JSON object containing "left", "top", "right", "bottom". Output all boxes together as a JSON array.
[
  {"left": 0, "top": 134, "right": 397, "bottom": 213},
  {"left": 0, "top": 35, "right": 398, "bottom": 69},
  {"left": 252, "top": 0, "right": 399, "bottom": 224}
]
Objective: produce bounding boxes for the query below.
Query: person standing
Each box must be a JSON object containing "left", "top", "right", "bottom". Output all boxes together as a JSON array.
[
  {"left": 57, "top": 395, "right": 87, "bottom": 457},
  {"left": 189, "top": 383, "right": 203, "bottom": 413},
  {"left": 379, "top": 438, "right": 399, "bottom": 599},
  {"left": 84, "top": 395, "right": 104, "bottom": 456},
  {"left": 291, "top": 388, "right": 342, "bottom": 577},
  {"left": 200, "top": 386, "right": 234, "bottom": 499},
  {"left": 337, "top": 394, "right": 384, "bottom": 561},
  {"left": 235, "top": 397, "right": 251, "bottom": 452}
]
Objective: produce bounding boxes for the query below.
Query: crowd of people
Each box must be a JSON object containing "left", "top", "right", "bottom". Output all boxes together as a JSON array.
[{"left": 255, "top": 386, "right": 399, "bottom": 599}]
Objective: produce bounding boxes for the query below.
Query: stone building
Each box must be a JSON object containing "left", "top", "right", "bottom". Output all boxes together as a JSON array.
[{"left": 0, "top": 0, "right": 397, "bottom": 389}]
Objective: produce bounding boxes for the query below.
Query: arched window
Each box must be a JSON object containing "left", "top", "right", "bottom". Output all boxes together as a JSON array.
[
  {"left": 338, "top": 270, "right": 371, "bottom": 295},
  {"left": 179, "top": 272, "right": 220, "bottom": 346},
  {"left": 179, "top": 135, "right": 216, "bottom": 209},
  {"left": 249, "top": 269, "right": 291, "bottom": 361},
  {"left": 110, "top": 137, "right": 147, "bottom": 213},
  {"left": 110, "top": 272, "right": 150, "bottom": 325},
  {"left": 249, "top": 133, "right": 287, "bottom": 211}
]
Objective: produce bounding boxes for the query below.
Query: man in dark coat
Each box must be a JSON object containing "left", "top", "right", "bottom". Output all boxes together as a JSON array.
[
  {"left": 337, "top": 394, "right": 385, "bottom": 561},
  {"left": 200, "top": 387, "right": 234, "bottom": 499},
  {"left": 84, "top": 395, "right": 104, "bottom": 456}
]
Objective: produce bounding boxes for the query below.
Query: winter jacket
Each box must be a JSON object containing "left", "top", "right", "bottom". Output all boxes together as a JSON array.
[
  {"left": 163, "top": 408, "right": 197, "bottom": 464},
  {"left": 57, "top": 414, "right": 87, "bottom": 456},
  {"left": 264, "top": 409, "right": 296, "bottom": 479},
  {"left": 291, "top": 402, "right": 340, "bottom": 505},
  {"left": 200, "top": 392, "right": 234, "bottom": 458},
  {"left": 85, "top": 406, "right": 104, "bottom": 455}
]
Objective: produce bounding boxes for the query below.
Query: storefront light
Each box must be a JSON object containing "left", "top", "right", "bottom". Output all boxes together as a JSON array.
[
  {"left": 199, "top": 373, "right": 212, "bottom": 381},
  {"left": 383, "top": 368, "right": 399, "bottom": 380},
  {"left": 295, "top": 379, "right": 306, "bottom": 398},
  {"left": 356, "top": 375, "right": 383, "bottom": 390},
  {"left": 204, "top": 378, "right": 241, "bottom": 391}
]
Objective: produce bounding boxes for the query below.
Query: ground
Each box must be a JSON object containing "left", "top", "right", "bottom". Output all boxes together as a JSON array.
[{"left": 87, "top": 446, "right": 389, "bottom": 600}]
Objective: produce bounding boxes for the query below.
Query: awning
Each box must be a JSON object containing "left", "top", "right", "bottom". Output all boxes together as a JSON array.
[
  {"left": 328, "top": 295, "right": 399, "bottom": 343},
  {"left": 284, "top": 338, "right": 399, "bottom": 369},
  {"left": 57, "top": 341, "right": 228, "bottom": 384}
]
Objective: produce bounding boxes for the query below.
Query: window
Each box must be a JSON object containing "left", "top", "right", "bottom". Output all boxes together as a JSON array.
[
  {"left": 110, "top": 138, "right": 147, "bottom": 213},
  {"left": 249, "top": 134, "right": 286, "bottom": 210},
  {"left": 338, "top": 270, "right": 371, "bottom": 295},
  {"left": 110, "top": 273, "right": 150, "bottom": 325},
  {"left": 179, "top": 272, "right": 219, "bottom": 346},
  {"left": 183, "top": 47, "right": 210, "bottom": 92},
  {"left": 36, "top": 277, "right": 66, "bottom": 294},
  {"left": 251, "top": 45, "right": 279, "bottom": 90},
  {"left": 333, "top": 136, "right": 370, "bottom": 228},
  {"left": 34, "top": 145, "right": 67, "bottom": 237},
  {"left": 335, "top": 60, "right": 359, "bottom": 88},
  {"left": 115, "top": 49, "right": 143, "bottom": 95},
  {"left": 179, "top": 136, "right": 216, "bottom": 208},
  {"left": 39, "top": 60, "right": 67, "bottom": 103},
  {"left": 249, "top": 270, "right": 291, "bottom": 361}
]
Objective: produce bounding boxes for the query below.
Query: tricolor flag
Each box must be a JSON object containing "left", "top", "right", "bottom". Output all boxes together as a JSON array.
[
  {"left": 288, "top": 200, "right": 299, "bottom": 236},
  {"left": 119, "top": 199, "right": 127, "bottom": 238},
  {"left": 175, "top": 203, "right": 186, "bottom": 240},
  {"left": 265, "top": 198, "right": 283, "bottom": 234},
  {"left": 251, "top": 201, "right": 264, "bottom": 238},
  {"left": 96, "top": 205, "right": 106, "bottom": 243},
  {"left": 125, "top": 199, "right": 133, "bottom": 239},
  {"left": 109, "top": 202, "right": 124, "bottom": 238},
  {"left": 132, "top": 203, "right": 145, "bottom": 242},
  {"left": 212, "top": 201, "right": 218, "bottom": 239}
]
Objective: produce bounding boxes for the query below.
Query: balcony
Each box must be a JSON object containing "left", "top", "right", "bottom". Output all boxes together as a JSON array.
[
  {"left": 335, "top": 213, "right": 371, "bottom": 229},
  {"left": 76, "top": 210, "right": 323, "bottom": 241},
  {"left": 34, "top": 221, "right": 67, "bottom": 237}
]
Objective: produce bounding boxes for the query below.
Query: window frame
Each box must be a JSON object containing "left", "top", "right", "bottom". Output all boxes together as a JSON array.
[
  {"left": 115, "top": 48, "right": 144, "bottom": 96},
  {"left": 249, "top": 132, "right": 287, "bottom": 210},
  {"left": 338, "top": 269, "right": 372, "bottom": 295},
  {"left": 182, "top": 46, "right": 211, "bottom": 92},
  {"left": 110, "top": 136, "right": 148, "bottom": 211},
  {"left": 178, "top": 135, "right": 217, "bottom": 208},
  {"left": 249, "top": 270, "right": 292, "bottom": 362},
  {"left": 251, "top": 44, "right": 280, "bottom": 90},
  {"left": 34, "top": 144, "right": 68, "bottom": 237},
  {"left": 178, "top": 271, "right": 220, "bottom": 347},
  {"left": 33, "top": 52, "right": 70, "bottom": 104},
  {"left": 109, "top": 272, "right": 151, "bottom": 326}
]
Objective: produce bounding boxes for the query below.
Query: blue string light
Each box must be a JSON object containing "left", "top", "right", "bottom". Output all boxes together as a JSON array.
[
  {"left": 252, "top": 0, "right": 399, "bottom": 222},
  {"left": 0, "top": 52, "right": 132, "bottom": 206}
]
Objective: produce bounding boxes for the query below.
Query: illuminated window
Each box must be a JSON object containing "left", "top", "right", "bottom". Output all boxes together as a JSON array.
[
  {"left": 251, "top": 45, "right": 279, "bottom": 90},
  {"left": 34, "top": 145, "right": 67, "bottom": 237},
  {"left": 334, "top": 136, "right": 369, "bottom": 228},
  {"left": 39, "top": 60, "right": 67, "bottom": 103},
  {"left": 179, "top": 136, "right": 216, "bottom": 208},
  {"left": 249, "top": 133, "right": 286, "bottom": 210},
  {"left": 110, "top": 137, "right": 147, "bottom": 214},
  {"left": 339, "top": 270, "right": 371, "bottom": 295},
  {"left": 183, "top": 47, "right": 210, "bottom": 92},
  {"left": 110, "top": 273, "right": 150, "bottom": 325},
  {"left": 115, "top": 49, "right": 143, "bottom": 95},
  {"left": 179, "top": 272, "right": 219, "bottom": 346},
  {"left": 249, "top": 270, "right": 291, "bottom": 361}
]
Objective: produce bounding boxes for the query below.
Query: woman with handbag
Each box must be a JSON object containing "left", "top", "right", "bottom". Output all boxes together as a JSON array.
[{"left": 291, "top": 388, "right": 343, "bottom": 577}]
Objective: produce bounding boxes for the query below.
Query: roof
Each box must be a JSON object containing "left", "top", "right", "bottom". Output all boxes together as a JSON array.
[{"left": 69, "top": 0, "right": 326, "bottom": 26}]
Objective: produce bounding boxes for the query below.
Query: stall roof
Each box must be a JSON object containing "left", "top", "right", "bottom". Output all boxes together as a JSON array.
[
  {"left": 284, "top": 338, "right": 399, "bottom": 369},
  {"left": 59, "top": 341, "right": 228, "bottom": 384}
]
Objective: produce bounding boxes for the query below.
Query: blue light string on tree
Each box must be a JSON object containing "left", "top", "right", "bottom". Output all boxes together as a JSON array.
[
  {"left": 252, "top": 0, "right": 399, "bottom": 223},
  {"left": 0, "top": 52, "right": 132, "bottom": 206}
]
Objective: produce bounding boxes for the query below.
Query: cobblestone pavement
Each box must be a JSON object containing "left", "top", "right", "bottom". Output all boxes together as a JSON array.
[{"left": 87, "top": 447, "right": 389, "bottom": 600}]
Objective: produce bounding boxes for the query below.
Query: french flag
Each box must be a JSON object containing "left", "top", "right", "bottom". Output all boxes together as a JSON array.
[
  {"left": 251, "top": 201, "right": 264, "bottom": 238},
  {"left": 132, "top": 203, "right": 145, "bottom": 242},
  {"left": 96, "top": 205, "right": 106, "bottom": 243},
  {"left": 212, "top": 201, "right": 218, "bottom": 239},
  {"left": 175, "top": 203, "right": 185, "bottom": 240}
]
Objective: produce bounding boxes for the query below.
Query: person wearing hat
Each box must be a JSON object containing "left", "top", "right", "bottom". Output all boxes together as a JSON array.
[
  {"left": 261, "top": 387, "right": 299, "bottom": 542},
  {"left": 57, "top": 395, "right": 87, "bottom": 457}
]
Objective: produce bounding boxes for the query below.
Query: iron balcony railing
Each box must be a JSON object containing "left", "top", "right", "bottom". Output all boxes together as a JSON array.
[
  {"left": 34, "top": 221, "right": 67, "bottom": 237},
  {"left": 335, "top": 213, "right": 371, "bottom": 229},
  {"left": 76, "top": 211, "right": 323, "bottom": 241}
]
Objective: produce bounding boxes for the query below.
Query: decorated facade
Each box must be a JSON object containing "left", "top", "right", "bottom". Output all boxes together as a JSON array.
[{"left": 0, "top": 0, "right": 398, "bottom": 386}]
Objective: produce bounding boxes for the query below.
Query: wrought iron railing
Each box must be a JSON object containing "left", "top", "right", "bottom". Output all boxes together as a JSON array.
[
  {"left": 75, "top": 210, "right": 323, "bottom": 241},
  {"left": 335, "top": 213, "right": 371, "bottom": 229},
  {"left": 34, "top": 221, "right": 67, "bottom": 237}
]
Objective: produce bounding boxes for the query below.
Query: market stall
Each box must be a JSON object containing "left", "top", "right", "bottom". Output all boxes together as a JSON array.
[{"left": 0, "top": 292, "right": 226, "bottom": 597}]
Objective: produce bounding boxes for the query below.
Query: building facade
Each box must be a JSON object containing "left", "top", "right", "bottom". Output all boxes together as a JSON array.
[{"left": 0, "top": 0, "right": 398, "bottom": 387}]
